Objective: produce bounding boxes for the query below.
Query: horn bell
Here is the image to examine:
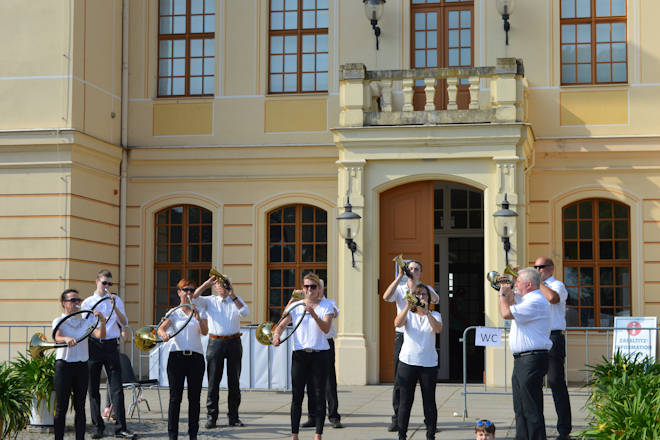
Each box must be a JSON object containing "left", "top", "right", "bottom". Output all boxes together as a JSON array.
[
  {"left": 134, "top": 325, "right": 159, "bottom": 351},
  {"left": 255, "top": 321, "right": 276, "bottom": 346},
  {"left": 29, "top": 333, "right": 56, "bottom": 360}
]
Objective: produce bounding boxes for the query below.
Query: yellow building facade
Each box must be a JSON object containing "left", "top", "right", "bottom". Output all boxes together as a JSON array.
[{"left": 2, "top": 0, "right": 659, "bottom": 386}]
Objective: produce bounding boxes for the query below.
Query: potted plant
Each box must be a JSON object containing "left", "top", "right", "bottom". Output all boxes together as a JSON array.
[
  {"left": 0, "top": 361, "right": 31, "bottom": 439},
  {"left": 11, "top": 352, "right": 56, "bottom": 427}
]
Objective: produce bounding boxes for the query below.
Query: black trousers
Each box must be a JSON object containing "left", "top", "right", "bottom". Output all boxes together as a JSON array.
[
  {"left": 512, "top": 352, "right": 549, "bottom": 440},
  {"left": 391, "top": 331, "right": 404, "bottom": 423},
  {"left": 306, "top": 338, "right": 340, "bottom": 422},
  {"left": 291, "top": 350, "right": 329, "bottom": 435},
  {"left": 88, "top": 338, "right": 127, "bottom": 431},
  {"left": 167, "top": 351, "right": 205, "bottom": 440},
  {"left": 54, "top": 360, "right": 88, "bottom": 440},
  {"left": 396, "top": 361, "right": 437, "bottom": 440},
  {"left": 206, "top": 337, "right": 242, "bottom": 422},
  {"left": 548, "top": 332, "right": 572, "bottom": 436}
]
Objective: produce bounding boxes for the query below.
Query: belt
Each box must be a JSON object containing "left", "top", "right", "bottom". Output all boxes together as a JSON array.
[
  {"left": 90, "top": 337, "right": 120, "bottom": 344},
  {"left": 209, "top": 333, "right": 242, "bottom": 340},
  {"left": 513, "top": 350, "right": 549, "bottom": 359},
  {"left": 171, "top": 350, "right": 195, "bottom": 356},
  {"left": 298, "top": 348, "right": 321, "bottom": 353},
  {"left": 550, "top": 330, "right": 564, "bottom": 335}
]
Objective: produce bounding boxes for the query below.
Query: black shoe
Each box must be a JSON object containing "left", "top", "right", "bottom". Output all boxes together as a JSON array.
[
  {"left": 114, "top": 430, "right": 137, "bottom": 439},
  {"left": 92, "top": 428, "right": 105, "bottom": 439},
  {"left": 331, "top": 420, "right": 344, "bottom": 429},
  {"left": 228, "top": 419, "right": 245, "bottom": 427},
  {"left": 387, "top": 421, "right": 399, "bottom": 432},
  {"left": 301, "top": 419, "right": 316, "bottom": 428},
  {"left": 204, "top": 419, "right": 217, "bottom": 429}
]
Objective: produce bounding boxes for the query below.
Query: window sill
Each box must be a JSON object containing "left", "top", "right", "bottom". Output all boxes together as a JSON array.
[
  {"left": 559, "top": 83, "right": 629, "bottom": 91},
  {"left": 265, "top": 92, "right": 329, "bottom": 99}
]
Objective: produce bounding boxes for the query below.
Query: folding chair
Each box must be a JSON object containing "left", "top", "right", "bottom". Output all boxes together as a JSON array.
[{"left": 119, "top": 352, "right": 164, "bottom": 421}]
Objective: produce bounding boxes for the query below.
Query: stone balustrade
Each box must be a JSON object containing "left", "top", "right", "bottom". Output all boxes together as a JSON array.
[{"left": 338, "top": 58, "right": 526, "bottom": 127}]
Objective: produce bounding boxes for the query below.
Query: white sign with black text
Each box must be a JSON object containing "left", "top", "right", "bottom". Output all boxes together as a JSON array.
[
  {"left": 612, "top": 316, "right": 657, "bottom": 360},
  {"left": 475, "top": 327, "right": 502, "bottom": 347}
]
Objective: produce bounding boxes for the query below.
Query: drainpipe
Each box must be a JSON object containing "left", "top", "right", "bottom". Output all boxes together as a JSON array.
[{"left": 119, "top": 0, "right": 129, "bottom": 302}]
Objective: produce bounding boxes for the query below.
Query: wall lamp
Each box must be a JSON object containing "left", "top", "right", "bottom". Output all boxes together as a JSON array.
[
  {"left": 492, "top": 193, "right": 518, "bottom": 266},
  {"left": 337, "top": 198, "right": 361, "bottom": 268},
  {"left": 495, "top": 0, "right": 516, "bottom": 45},
  {"left": 363, "top": 0, "right": 385, "bottom": 50}
]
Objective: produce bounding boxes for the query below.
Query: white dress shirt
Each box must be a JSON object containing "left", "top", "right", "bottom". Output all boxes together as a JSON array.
[
  {"left": 193, "top": 295, "right": 248, "bottom": 336},
  {"left": 81, "top": 291, "right": 127, "bottom": 340},
  {"left": 509, "top": 290, "right": 553, "bottom": 355},
  {"left": 544, "top": 276, "right": 568, "bottom": 331},
  {"left": 325, "top": 298, "right": 339, "bottom": 340},
  {"left": 387, "top": 284, "right": 440, "bottom": 333},
  {"left": 398, "top": 310, "right": 442, "bottom": 367},
  {"left": 165, "top": 307, "right": 207, "bottom": 355},
  {"left": 52, "top": 313, "right": 95, "bottom": 362},
  {"left": 289, "top": 298, "right": 335, "bottom": 351}
]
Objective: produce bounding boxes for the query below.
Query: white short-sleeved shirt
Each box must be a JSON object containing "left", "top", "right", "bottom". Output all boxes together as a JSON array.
[
  {"left": 52, "top": 313, "right": 96, "bottom": 362},
  {"left": 509, "top": 290, "right": 553, "bottom": 354},
  {"left": 398, "top": 310, "right": 442, "bottom": 367},
  {"left": 193, "top": 295, "right": 249, "bottom": 336},
  {"left": 81, "top": 292, "right": 127, "bottom": 340},
  {"left": 544, "top": 276, "right": 568, "bottom": 331},
  {"left": 387, "top": 284, "right": 440, "bottom": 333},
  {"left": 164, "top": 307, "right": 207, "bottom": 355},
  {"left": 289, "top": 298, "right": 335, "bottom": 351},
  {"left": 325, "top": 298, "right": 339, "bottom": 340}
]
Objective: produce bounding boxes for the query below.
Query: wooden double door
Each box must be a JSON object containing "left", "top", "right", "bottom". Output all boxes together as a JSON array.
[{"left": 379, "top": 180, "right": 484, "bottom": 382}]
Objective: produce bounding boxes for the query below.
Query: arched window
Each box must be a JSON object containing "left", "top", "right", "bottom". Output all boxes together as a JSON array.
[
  {"left": 267, "top": 204, "right": 327, "bottom": 322},
  {"left": 154, "top": 205, "right": 213, "bottom": 321},
  {"left": 563, "top": 199, "right": 631, "bottom": 327}
]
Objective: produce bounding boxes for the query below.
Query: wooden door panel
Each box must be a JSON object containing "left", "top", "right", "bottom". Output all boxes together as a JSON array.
[{"left": 379, "top": 181, "right": 434, "bottom": 382}]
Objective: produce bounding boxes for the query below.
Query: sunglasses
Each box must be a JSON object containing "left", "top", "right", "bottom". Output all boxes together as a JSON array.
[
  {"left": 303, "top": 284, "right": 318, "bottom": 290},
  {"left": 476, "top": 420, "right": 493, "bottom": 427},
  {"left": 100, "top": 281, "right": 113, "bottom": 286},
  {"left": 64, "top": 298, "right": 82, "bottom": 303},
  {"left": 533, "top": 264, "right": 551, "bottom": 269},
  {"left": 181, "top": 287, "right": 195, "bottom": 293}
]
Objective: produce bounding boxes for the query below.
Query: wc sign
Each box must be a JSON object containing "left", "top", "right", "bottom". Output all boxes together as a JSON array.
[
  {"left": 475, "top": 327, "right": 502, "bottom": 347},
  {"left": 612, "top": 316, "right": 657, "bottom": 360}
]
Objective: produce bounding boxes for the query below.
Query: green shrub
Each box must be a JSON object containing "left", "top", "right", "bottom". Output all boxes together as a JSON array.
[
  {"left": 579, "top": 352, "right": 660, "bottom": 439},
  {"left": 0, "top": 361, "right": 32, "bottom": 439},
  {"left": 11, "top": 352, "right": 56, "bottom": 413}
]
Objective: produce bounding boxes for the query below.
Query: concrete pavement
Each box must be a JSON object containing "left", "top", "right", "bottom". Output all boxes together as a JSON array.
[{"left": 21, "top": 384, "right": 590, "bottom": 439}]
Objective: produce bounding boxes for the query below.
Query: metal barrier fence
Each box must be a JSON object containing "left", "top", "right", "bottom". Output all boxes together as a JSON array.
[{"left": 461, "top": 325, "right": 660, "bottom": 420}]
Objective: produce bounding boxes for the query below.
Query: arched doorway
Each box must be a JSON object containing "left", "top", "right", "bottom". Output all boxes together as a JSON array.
[{"left": 379, "top": 180, "right": 485, "bottom": 382}]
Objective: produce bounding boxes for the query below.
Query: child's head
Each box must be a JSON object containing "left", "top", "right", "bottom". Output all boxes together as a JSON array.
[{"left": 475, "top": 419, "right": 495, "bottom": 439}]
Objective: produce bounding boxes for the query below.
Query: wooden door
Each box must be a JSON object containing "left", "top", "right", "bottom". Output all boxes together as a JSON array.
[{"left": 379, "top": 181, "right": 434, "bottom": 382}]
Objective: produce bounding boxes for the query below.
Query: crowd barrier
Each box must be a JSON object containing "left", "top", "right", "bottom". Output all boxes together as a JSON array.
[{"left": 461, "top": 325, "right": 660, "bottom": 420}]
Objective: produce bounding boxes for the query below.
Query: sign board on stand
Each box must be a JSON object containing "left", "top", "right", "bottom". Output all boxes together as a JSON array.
[{"left": 612, "top": 316, "right": 657, "bottom": 360}]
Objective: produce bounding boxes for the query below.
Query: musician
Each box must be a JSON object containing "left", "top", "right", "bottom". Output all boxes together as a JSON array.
[
  {"left": 157, "top": 279, "right": 208, "bottom": 440},
  {"left": 192, "top": 274, "right": 248, "bottom": 428},
  {"left": 272, "top": 273, "right": 337, "bottom": 440},
  {"left": 534, "top": 257, "right": 572, "bottom": 440},
  {"left": 53, "top": 289, "right": 106, "bottom": 440},
  {"left": 499, "top": 268, "right": 552, "bottom": 440},
  {"left": 302, "top": 279, "right": 343, "bottom": 429},
  {"left": 382, "top": 259, "right": 439, "bottom": 432},
  {"left": 394, "top": 284, "right": 443, "bottom": 440},
  {"left": 81, "top": 269, "right": 136, "bottom": 439}
]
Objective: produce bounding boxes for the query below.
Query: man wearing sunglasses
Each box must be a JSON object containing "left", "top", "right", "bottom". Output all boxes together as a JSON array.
[
  {"left": 382, "top": 260, "right": 439, "bottom": 433},
  {"left": 81, "top": 269, "right": 136, "bottom": 439},
  {"left": 192, "top": 273, "right": 249, "bottom": 429},
  {"left": 534, "top": 257, "right": 571, "bottom": 440}
]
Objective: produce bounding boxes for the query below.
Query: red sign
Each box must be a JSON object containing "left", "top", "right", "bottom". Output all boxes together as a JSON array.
[{"left": 627, "top": 321, "right": 642, "bottom": 336}]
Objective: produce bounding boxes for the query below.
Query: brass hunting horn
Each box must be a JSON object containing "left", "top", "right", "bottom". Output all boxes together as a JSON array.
[
  {"left": 393, "top": 254, "right": 414, "bottom": 279},
  {"left": 486, "top": 264, "right": 519, "bottom": 291},
  {"left": 134, "top": 299, "right": 195, "bottom": 351},
  {"left": 91, "top": 292, "right": 117, "bottom": 322},
  {"left": 209, "top": 267, "right": 231, "bottom": 289},
  {"left": 29, "top": 309, "right": 100, "bottom": 359},
  {"left": 255, "top": 290, "right": 306, "bottom": 346}
]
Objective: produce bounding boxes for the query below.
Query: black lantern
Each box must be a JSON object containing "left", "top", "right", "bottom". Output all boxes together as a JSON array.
[
  {"left": 492, "top": 193, "right": 518, "bottom": 266},
  {"left": 337, "top": 198, "right": 361, "bottom": 268},
  {"left": 363, "top": 0, "right": 385, "bottom": 50},
  {"left": 495, "top": 0, "right": 516, "bottom": 45}
]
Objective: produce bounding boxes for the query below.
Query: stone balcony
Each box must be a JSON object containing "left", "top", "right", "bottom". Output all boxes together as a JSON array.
[{"left": 338, "top": 58, "right": 526, "bottom": 127}]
